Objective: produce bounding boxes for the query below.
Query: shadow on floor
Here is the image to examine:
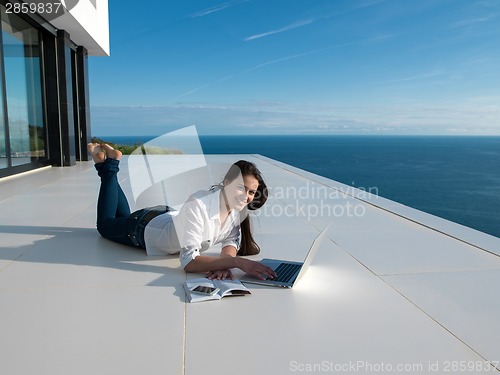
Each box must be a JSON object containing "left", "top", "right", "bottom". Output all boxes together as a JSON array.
[{"left": 0, "top": 225, "right": 187, "bottom": 299}]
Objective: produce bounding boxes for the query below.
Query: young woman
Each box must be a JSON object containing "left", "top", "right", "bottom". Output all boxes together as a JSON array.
[{"left": 88, "top": 143, "right": 276, "bottom": 281}]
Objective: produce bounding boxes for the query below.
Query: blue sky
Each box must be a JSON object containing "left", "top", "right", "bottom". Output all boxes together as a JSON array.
[{"left": 89, "top": 0, "right": 500, "bottom": 136}]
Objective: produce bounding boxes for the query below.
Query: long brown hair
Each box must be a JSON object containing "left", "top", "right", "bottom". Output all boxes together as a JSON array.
[{"left": 223, "top": 160, "right": 268, "bottom": 256}]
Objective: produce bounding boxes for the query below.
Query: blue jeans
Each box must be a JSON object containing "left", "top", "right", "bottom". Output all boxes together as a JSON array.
[
  {"left": 94, "top": 158, "right": 139, "bottom": 247},
  {"left": 95, "top": 159, "right": 170, "bottom": 249}
]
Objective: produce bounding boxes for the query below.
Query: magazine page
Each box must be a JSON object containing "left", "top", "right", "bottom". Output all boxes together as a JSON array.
[
  {"left": 212, "top": 279, "right": 251, "bottom": 297},
  {"left": 184, "top": 278, "right": 251, "bottom": 302},
  {"left": 184, "top": 278, "right": 221, "bottom": 303}
]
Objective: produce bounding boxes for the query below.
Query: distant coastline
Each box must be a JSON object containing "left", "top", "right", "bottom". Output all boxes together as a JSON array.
[
  {"left": 97, "top": 134, "right": 500, "bottom": 239},
  {"left": 98, "top": 134, "right": 500, "bottom": 145}
]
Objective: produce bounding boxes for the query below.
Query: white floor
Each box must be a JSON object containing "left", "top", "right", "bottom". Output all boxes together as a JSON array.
[{"left": 0, "top": 155, "right": 499, "bottom": 375}]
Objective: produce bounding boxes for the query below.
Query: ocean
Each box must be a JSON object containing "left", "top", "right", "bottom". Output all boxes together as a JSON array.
[{"left": 102, "top": 135, "right": 500, "bottom": 239}]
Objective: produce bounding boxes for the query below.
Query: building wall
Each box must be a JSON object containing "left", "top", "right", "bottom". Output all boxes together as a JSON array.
[
  {"left": 0, "top": 0, "right": 109, "bottom": 178},
  {"left": 50, "top": 0, "right": 110, "bottom": 56}
]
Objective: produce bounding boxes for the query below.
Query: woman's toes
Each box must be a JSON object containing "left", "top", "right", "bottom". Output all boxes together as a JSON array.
[
  {"left": 102, "top": 144, "right": 122, "bottom": 160},
  {"left": 87, "top": 143, "right": 105, "bottom": 163}
]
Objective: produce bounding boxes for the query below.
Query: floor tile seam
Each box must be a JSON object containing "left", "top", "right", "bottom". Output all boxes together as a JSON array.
[
  {"left": 0, "top": 232, "right": 55, "bottom": 272},
  {"left": 0, "top": 283, "right": 175, "bottom": 293},
  {"left": 0, "top": 196, "right": 17, "bottom": 205},
  {"left": 0, "top": 165, "right": 53, "bottom": 184},
  {"left": 182, "top": 273, "right": 188, "bottom": 375},
  {"left": 0, "top": 259, "right": 18, "bottom": 273},
  {"left": 0, "top": 175, "right": 80, "bottom": 204},
  {"left": 55, "top": 203, "right": 97, "bottom": 229},
  {"left": 253, "top": 155, "right": 500, "bottom": 258},
  {"left": 379, "top": 276, "right": 496, "bottom": 366},
  {"left": 0, "top": 187, "right": 54, "bottom": 205},
  {"left": 29, "top": 164, "right": 95, "bottom": 191},
  {"left": 357, "top": 199, "right": 500, "bottom": 258},
  {"left": 335, "top": 248, "right": 500, "bottom": 278},
  {"left": 379, "top": 268, "right": 500, "bottom": 278},
  {"left": 4, "top": 168, "right": 68, "bottom": 186},
  {"left": 336, "top": 243, "right": 493, "bottom": 364}
]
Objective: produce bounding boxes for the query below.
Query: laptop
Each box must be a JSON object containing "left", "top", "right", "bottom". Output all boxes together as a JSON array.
[{"left": 240, "top": 226, "right": 329, "bottom": 288}]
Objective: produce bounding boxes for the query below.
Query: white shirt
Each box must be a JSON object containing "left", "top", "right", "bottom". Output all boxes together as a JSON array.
[{"left": 144, "top": 187, "right": 241, "bottom": 269}]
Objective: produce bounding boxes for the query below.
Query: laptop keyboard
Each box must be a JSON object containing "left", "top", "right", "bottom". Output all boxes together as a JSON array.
[{"left": 268, "top": 263, "right": 301, "bottom": 283}]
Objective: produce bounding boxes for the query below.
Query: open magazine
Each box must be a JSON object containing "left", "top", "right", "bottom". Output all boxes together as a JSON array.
[{"left": 184, "top": 277, "right": 251, "bottom": 303}]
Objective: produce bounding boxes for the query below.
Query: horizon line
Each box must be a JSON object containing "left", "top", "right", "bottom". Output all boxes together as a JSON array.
[{"left": 93, "top": 133, "right": 500, "bottom": 138}]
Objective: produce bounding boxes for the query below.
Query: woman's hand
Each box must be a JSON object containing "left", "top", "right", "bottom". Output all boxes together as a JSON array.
[
  {"left": 207, "top": 269, "right": 233, "bottom": 280},
  {"left": 184, "top": 255, "right": 276, "bottom": 280},
  {"left": 236, "top": 258, "right": 277, "bottom": 280}
]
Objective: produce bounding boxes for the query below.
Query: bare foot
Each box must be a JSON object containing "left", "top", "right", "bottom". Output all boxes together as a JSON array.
[
  {"left": 87, "top": 143, "right": 105, "bottom": 163},
  {"left": 102, "top": 144, "right": 122, "bottom": 160}
]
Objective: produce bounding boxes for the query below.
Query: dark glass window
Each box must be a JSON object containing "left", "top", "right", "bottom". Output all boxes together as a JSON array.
[
  {"left": 1, "top": 6, "right": 46, "bottom": 169},
  {"left": 0, "top": 33, "right": 6, "bottom": 170}
]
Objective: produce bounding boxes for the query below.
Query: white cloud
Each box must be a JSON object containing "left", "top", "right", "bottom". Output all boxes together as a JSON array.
[
  {"left": 451, "top": 14, "right": 499, "bottom": 28},
  {"left": 188, "top": 1, "right": 247, "bottom": 18},
  {"left": 378, "top": 70, "right": 445, "bottom": 84},
  {"left": 180, "top": 33, "right": 397, "bottom": 98},
  {"left": 90, "top": 101, "right": 500, "bottom": 137},
  {"left": 244, "top": 19, "right": 315, "bottom": 41}
]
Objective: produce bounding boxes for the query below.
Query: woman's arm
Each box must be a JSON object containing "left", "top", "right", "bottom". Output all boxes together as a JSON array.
[
  {"left": 183, "top": 253, "right": 276, "bottom": 280},
  {"left": 206, "top": 246, "right": 237, "bottom": 280},
  {"left": 220, "top": 245, "right": 237, "bottom": 257}
]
